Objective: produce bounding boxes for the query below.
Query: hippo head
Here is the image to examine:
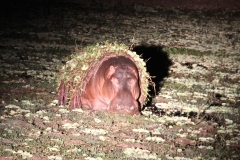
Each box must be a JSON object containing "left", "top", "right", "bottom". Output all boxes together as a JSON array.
[{"left": 104, "top": 63, "right": 141, "bottom": 115}]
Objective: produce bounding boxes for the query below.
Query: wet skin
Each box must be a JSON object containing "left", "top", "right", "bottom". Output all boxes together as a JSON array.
[{"left": 80, "top": 56, "right": 141, "bottom": 115}]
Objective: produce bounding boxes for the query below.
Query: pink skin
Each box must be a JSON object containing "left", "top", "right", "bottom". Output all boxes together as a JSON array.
[{"left": 80, "top": 56, "right": 141, "bottom": 115}]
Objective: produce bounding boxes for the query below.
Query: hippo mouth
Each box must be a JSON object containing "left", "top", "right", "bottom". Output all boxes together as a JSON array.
[
  {"left": 108, "top": 95, "right": 140, "bottom": 115},
  {"left": 115, "top": 104, "right": 135, "bottom": 113}
]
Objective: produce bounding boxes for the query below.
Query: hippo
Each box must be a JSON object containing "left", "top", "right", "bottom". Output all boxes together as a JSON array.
[{"left": 79, "top": 56, "right": 141, "bottom": 115}]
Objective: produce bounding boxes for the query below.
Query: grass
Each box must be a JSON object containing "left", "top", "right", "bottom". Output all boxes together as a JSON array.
[
  {"left": 1, "top": 105, "right": 239, "bottom": 159},
  {"left": 1, "top": 46, "right": 239, "bottom": 159},
  {"left": 163, "top": 47, "right": 214, "bottom": 56},
  {"left": 1, "top": 1, "right": 240, "bottom": 157}
]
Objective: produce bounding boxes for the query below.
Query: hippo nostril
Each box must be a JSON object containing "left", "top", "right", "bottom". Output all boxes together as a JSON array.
[
  {"left": 116, "top": 104, "right": 135, "bottom": 110},
  {"left": 116, "top": 104, "right": 121, "bottom": 110},
  {"left": 116, "top": 104, "right": 126, "bottom": 110}
]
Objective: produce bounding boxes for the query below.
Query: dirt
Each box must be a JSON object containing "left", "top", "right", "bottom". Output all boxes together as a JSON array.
[
  {"left": 99, "top": 0, "right": 240, "bottom": 11},
  {"left": 0, "top": 0, "right": 239, "bottom": 159}
]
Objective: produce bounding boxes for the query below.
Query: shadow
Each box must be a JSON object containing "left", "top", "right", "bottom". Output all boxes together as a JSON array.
[{"left": 132, "top": 45, "right": 172, "bottom": 107}]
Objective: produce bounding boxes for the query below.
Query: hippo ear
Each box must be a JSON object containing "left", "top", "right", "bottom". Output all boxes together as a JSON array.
[{"left": 106, "top": 66, "right": 115, "bottom": 79}]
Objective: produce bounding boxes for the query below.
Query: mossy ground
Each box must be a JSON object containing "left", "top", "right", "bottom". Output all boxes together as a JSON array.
[
  {"left": 0, "top": 1, "right": 239, "bottom": 159},
  {"left": 1, "top": 46, "right": 239, "bottom": 159}
]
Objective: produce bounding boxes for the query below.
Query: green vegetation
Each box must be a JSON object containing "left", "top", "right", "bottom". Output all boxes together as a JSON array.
[
  {"left": 164, "top": 47, "right": 214, "bottom": 56},
  {"left": 57, "top": 41, "right": 151, "bottom": 106}
]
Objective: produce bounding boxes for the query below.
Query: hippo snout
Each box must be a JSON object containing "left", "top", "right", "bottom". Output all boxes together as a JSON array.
[
  {"left": 108, "top": 91, "right": 140, "bottom": 115},
  {"left": 115, "top": 100, "right": 137, "bottom": 111}
]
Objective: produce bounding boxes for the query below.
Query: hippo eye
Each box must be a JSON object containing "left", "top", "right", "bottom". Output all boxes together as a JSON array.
[
  {"left": 128, "top": 78, "right": 136, "bottom": 86},
  {"left": 111, "top": 77, "right": 119, "bottom": 85}
]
